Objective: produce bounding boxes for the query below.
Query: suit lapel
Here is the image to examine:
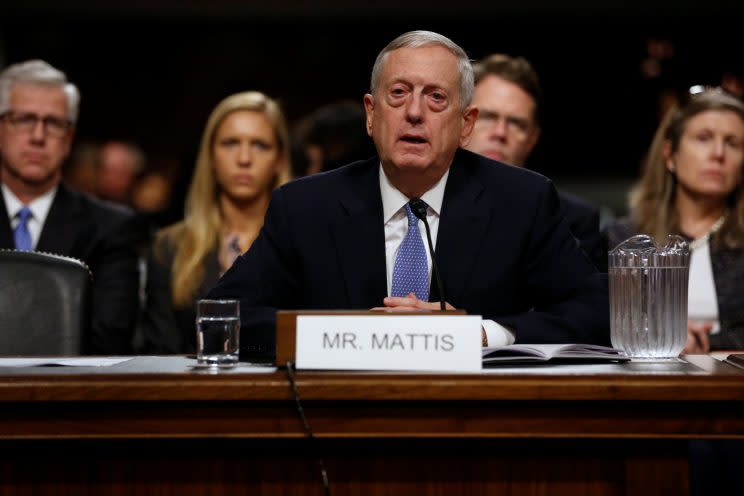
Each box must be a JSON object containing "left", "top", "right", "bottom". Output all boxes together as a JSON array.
[
  {"left": 0, "top": 193, "right": 15, "bottom": 249},
  {"left": 435, "top": 149, "right": 492, "bottom": 304},
  {"left": 330, "top": 160, "right": 388, "bottom": 308},
  {"left": 37, "top": 184, "right": 85, "bottom": 255}
]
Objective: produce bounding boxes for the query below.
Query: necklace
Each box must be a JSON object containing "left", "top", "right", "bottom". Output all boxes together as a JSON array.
[{"left": 689, "top": 214, "right": 726, "bottom": 251}]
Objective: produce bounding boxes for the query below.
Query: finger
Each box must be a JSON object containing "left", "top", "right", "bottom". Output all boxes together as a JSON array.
[
  {"left": 383, "top": 296, "right": 418, "bottom": 307},
  {"left": 685, "top": 325, "right": 709, "bottom": 353},
  {"left": 697, "top": 331, "right": 711, "bottom": 353},
  {"left": 382, "top": 306, "right": 421, "bottom": 312},
  {"left": 683, "top": 334, "right": 702, "bottom": 354}
]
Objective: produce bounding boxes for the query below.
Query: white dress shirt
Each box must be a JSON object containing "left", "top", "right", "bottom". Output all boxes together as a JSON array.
[
  {"left": 2, "top": 183, "right": 57, "bottom": 250},
  {"left": 379, "top": 165, "right": 515, "bottom": 347},
  {"left": 688, "top": 239, "right": 720, "bottom": 334}
]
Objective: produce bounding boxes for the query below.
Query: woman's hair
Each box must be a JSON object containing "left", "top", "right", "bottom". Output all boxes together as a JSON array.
[
  {"left": 629, "top": 89, "right": 744, "bottom": 248},
  {"left": 160, "top": 91, "right": 291, "bottom": 307}
]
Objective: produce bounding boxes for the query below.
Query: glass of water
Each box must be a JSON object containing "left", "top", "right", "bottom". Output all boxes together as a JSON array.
[{"left": 196, "top": 299, "right": 240, "bottom": 367}]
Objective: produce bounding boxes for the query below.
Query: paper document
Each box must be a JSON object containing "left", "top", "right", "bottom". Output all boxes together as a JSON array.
[
  {"left": 482, "top": 344, "right": 629, "bottom": 365},
  {"left": 0, "top": 357, "right": 133, "bottom": 367}
]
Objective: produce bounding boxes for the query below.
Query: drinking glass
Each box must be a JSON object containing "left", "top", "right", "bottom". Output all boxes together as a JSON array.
[{"left": 196, "top": 299, "right": 240, "bottom": 367}]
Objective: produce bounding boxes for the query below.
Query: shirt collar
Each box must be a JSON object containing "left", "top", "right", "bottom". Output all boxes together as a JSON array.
[
  {"left": 379, "top": 164, "right": 449, "bottom": 223},
  {"left": 2, "top": 183, "right": 58, "bottom": 224}
]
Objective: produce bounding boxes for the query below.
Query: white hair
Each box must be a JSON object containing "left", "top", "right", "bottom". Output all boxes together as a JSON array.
[
  {"left": 370, "top": 30, "right": 474, "bottom": 109},
  {"left": 0, "top": 59, "right": 80, "bottom": 124}
]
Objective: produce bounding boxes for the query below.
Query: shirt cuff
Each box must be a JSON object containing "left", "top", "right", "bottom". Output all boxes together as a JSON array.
[{"left": 482, "top": 319, "right": 515, "bottom": 347}]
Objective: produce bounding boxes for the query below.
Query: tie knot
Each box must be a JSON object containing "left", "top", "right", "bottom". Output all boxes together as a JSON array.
[
  {"left": 17, "top": 206, "right": 32, "bottom": 223},
  {"left": 404, "top": 200, "right": 428, "bottom": 227},
  {"left": 403, "top": 203, "right": 417, "bottom": 226}
]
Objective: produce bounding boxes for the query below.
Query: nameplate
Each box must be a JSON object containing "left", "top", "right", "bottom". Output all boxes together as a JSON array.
[{"left": 295, "top": 314, "right": 482, "bottom": 372}]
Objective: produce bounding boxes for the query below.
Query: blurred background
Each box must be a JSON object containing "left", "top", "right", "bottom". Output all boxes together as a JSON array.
[{"left": 2, "top": 0, "right": 743, "bottom": 222}]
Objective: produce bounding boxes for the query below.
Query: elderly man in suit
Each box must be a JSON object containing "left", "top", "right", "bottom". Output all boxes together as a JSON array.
[
  {"left": 0, "top": 59, "right": 144, "bottom": 354},
  {"left": 209, "top": 31, "right": 609, "bottom": 362}
]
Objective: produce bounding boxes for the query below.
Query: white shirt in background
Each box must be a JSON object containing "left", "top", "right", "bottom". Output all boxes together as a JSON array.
[{"left": 688, "top": 239, "right": 721, "bottom": 334}]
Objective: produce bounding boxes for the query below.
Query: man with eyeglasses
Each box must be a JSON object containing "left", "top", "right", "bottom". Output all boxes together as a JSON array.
[
  {"left": 0, "top": 59, "right": 145, "bottom": 354},
  {"left": 464, "top": 54, "right": 605, "bottom": 270}
]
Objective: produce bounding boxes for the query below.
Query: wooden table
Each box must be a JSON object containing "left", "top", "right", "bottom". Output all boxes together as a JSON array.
[{"left": 0, "top": 355, "right": 742, "bottom": 495}]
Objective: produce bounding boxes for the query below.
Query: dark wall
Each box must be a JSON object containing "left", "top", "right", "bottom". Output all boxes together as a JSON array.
[{"left": 2, "top": 2, "right": 743, "bottom": 197}]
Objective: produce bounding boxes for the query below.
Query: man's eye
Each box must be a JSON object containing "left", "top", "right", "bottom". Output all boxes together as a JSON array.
[
  {"left": 507, "top": 118, "right": 529, "bottom": 132},
  {"left": 15, "top": 114, "right": 38, "bottom": 125},
  {"left": 45, "top": 117, "right": 67, "bottom": 131}
]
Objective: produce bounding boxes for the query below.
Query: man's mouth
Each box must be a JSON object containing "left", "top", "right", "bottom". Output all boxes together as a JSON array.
[{"left": 400, "top": 135, "right": 427, "bottom": 144}]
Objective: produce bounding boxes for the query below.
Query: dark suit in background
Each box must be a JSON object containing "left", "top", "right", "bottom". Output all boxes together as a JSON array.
[
  {"left": 138, "top": 239, "right": 222, "bottom": 354},
  {"left": 558, "top": 191, "right": 604, "bottom": 271},
  {"left": 0, "top": 182, "right": 145, "bottom": 354},
  {"left": 208, "top": 149, "right": 610, "bottom": 361}
]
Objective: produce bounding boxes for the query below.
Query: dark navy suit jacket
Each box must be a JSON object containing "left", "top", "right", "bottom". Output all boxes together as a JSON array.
[{"left": 208, "top": 149, "right": 610, "bottom": 361}]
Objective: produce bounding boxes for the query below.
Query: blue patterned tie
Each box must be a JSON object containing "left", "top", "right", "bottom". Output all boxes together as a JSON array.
[
  {"left": 13, "top": 206, "right": 33, "bottom": 251},
  {"left": 391, "top": 201, "right": 429, "bottom": 300}
]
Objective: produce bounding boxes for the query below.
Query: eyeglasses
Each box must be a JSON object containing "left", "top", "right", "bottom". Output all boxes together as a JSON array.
[{"left": 0, "top": 111, "right": 72, "bottom": 137}]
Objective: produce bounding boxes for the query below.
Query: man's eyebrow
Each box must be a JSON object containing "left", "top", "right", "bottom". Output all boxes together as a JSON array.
[{"left": 478, "top": 110, "right": 500, "bottom": 118}]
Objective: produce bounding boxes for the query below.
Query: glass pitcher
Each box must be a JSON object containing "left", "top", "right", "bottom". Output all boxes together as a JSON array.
[{"left": 608, "top": 234, "right": 690, "bottom": 359}]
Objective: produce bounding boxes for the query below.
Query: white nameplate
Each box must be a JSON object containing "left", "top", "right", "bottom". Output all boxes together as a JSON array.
[{"left": 295, "top": 314, "right": 482, "bottom": 372}]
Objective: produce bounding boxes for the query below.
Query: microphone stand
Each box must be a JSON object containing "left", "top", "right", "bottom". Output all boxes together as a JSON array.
[{"left": 409, "top": 198, "right": 446, "bottom": 311}]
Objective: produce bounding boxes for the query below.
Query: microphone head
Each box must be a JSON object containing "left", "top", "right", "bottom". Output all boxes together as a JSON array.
[{"left": 409, "top": 198, "right": 428, "bottom": 221}]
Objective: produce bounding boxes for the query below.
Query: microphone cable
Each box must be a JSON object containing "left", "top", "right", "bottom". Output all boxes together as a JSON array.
[
  {"left": 409, "top": 198, "right": 446, "bottom": 311},
  {"left": 286, "top": 361, "right": 331, "bottom": 496}
]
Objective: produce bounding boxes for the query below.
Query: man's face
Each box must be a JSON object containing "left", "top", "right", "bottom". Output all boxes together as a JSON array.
[
  {"left": 466, "top": 74, "right": 540, "bottom": 166},
  {"left": 364, "top": 45, "right": 476, "bottom": 189},
  {"left": 0, "top": 83, "right": 73, "bottom": 193}
]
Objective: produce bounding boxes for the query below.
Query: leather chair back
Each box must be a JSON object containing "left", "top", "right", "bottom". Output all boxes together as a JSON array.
[{"left": 0, "top": 250, "right": 91, "bottom": 355}]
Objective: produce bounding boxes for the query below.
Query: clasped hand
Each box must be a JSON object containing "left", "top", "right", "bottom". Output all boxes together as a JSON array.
[
  {"left": 684, "top": 320, "right": 713, "bottom": 354},
  {"left": 371, "top": 293, "right": 455, "bottom": 312}
]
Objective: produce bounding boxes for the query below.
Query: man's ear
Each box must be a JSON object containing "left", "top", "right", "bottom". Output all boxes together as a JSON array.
[
  {"left": 363, "top": 94, "right": 375, "bottom": 137},
  {"left": 459, "top": 105, "right": 478, "bottom": 146}
]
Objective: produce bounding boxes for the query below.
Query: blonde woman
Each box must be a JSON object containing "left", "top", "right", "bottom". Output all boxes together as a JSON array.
[
  {"left": 604, "top": 89, "right": 744, "bottom": 353},
  {"left": 140, "top": 91, "right": 291, "bottom": 353}
]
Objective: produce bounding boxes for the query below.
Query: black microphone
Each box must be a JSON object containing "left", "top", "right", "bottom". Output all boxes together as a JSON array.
[{"left": 409, "top": 198, "right": 446, "bottom": 311}]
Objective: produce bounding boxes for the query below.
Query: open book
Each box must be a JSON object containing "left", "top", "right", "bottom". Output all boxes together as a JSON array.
[
  {"left": 482, "top": 344, "right": 629, "bottom": 365},
  {"left": 724, "top": 354, "right": 744, "bottom": 370}
]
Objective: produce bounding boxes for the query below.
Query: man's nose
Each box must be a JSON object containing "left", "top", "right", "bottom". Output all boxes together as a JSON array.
[
  {"left": 30, "top": 119, "right": 47, "bottom": 142},
  {"left": 490, "top": 118, "right": 508, "bottom": 139},
  {"left": 405, "top": 95, "right": 423, "bottom": 122}
]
